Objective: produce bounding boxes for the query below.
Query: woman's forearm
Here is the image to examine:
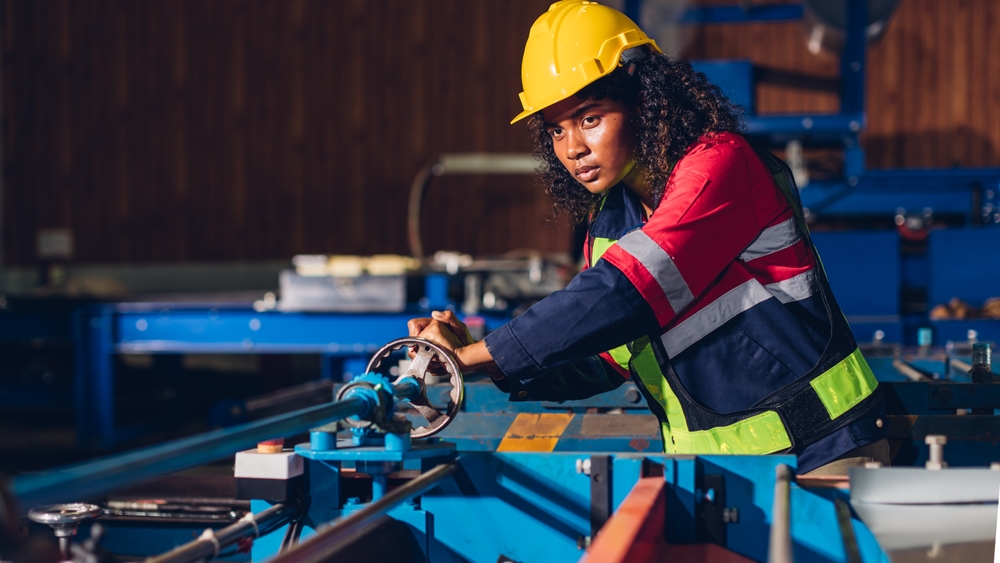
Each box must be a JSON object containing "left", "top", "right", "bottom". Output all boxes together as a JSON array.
[{"left": 456, "top": 340, "right": 505, "bottom": 380}]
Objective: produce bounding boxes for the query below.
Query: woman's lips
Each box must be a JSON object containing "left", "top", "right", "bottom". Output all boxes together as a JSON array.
[{"left": 576, "top": 166, "right": 599, "bottom": 182}]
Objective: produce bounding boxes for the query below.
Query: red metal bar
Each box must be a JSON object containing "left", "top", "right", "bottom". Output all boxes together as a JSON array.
[{"left": 580, "top": 477, "right": 754, "bottom": 563}]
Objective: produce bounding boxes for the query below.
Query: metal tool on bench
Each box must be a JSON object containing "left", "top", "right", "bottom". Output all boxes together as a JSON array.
[{"left": 27, "top": 503, "right": 101, "bottom": 561}]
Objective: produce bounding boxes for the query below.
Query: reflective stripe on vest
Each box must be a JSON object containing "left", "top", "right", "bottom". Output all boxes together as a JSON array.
[
  {"left": 811, "top": 348, "right": 879, "bottom": 420},
  {"left": 592, "top": 236, "right": 879, "bottom": 455},
  {"left": 615, "top": 230, "right": 695, "bottom": 315},
  {"left": 740, "top": 217, "right": 801, "bottom": 261},
  {"left": 630, "top": 337, "right": 792, "bottom": 455},
  {"left": 634, "top": 339, "right": 876, "bottom": 456}
]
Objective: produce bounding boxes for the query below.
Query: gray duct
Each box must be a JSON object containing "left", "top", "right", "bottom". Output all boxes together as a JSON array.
[{"left": 802, "top": 0, "right": 901, "bottom": 55}]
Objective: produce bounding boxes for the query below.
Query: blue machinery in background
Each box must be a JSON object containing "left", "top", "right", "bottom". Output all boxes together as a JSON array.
[
  {"left": 627, "top": 0, "right": 1000, "bottom": 219},
  {"left": 70, "top": 274, "right": 510, "bottom": 451}
]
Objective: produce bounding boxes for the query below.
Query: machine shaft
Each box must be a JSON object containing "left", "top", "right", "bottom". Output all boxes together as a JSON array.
[{"left": 12, "top": 396, "right": 371, "bottom": 510}]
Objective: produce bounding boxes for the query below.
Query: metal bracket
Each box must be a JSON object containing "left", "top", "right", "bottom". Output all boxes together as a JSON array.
[
  {"left": 589, "top": 455, "right": 612, "bottom": 538},
  {"left": 697, "top": 473, "right": 728, "bottom": 546}
]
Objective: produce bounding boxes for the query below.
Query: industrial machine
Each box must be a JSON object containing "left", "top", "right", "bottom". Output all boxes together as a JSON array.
[{"left": 4, "top": 335, "right": 1000, "bottom": 563}]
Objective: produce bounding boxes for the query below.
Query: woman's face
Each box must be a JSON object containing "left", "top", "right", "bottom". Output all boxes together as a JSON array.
[{"left": 542, "top": 95, "right": 637, "bottom": 195}]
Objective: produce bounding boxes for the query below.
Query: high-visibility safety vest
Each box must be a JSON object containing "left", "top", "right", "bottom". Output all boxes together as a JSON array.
[{"left": 589, "top": 140, "right": 881, "bottom": 455}]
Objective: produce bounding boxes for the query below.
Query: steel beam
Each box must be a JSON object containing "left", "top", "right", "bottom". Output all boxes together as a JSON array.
[{"left": 11, "top": 397, "right": 370, "bottom": 511}]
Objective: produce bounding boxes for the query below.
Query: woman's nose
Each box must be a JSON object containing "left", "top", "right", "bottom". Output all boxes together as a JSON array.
[{"left": 565, "top": 131, "right": 590, "bottom": 160}]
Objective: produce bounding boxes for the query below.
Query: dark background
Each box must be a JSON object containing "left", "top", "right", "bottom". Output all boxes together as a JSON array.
[{"left": 3, "top": 0, "right": 998, "bottom": 265}]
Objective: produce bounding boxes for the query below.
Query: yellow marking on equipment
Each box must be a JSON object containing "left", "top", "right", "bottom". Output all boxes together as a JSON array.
[{"left": 496, "top": 413, "right": 575, "bottom": 452}]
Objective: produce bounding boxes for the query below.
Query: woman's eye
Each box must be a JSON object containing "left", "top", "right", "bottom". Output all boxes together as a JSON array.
[
  {"left": 549, "top": 128, "right": 564, "bottom": 138},
  {"left": 582, "top": 116, "right": 599, "bottom": 127}
]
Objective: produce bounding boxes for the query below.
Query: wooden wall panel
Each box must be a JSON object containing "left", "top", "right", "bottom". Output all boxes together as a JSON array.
[
  {"left": 685, "top": 0, "right": 1000, "bottom": 170},
  {"left": 1, "top": 0, "right": 567, "bottom": 265},
  {"left": 4, "top": 0, "right": 998, "bottom": 266}
]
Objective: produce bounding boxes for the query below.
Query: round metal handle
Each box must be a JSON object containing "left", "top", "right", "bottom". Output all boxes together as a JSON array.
[{"left": 366, "top": 337, "right": 464, "bottom": 439}]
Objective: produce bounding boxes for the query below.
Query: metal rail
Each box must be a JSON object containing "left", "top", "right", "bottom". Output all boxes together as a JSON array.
[
  {"left": 892, "top": 359, "right": 932, "bottom": 382},
  {"left": 270, "top": 461, "right": 459, "bottom": 563},
  {"left": 11, "top": 397, "right": 371, "bottom": 510},
  {"left": 145, "top": 501, "right": 301, "bottom": 563},
  {"left": 768, "top": 463, "right": 794, "bottom": 563}
]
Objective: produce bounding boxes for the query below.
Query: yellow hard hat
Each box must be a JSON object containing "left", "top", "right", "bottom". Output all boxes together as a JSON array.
[{"left": 511, "top": 0, "right": 661, "bottom": 124}]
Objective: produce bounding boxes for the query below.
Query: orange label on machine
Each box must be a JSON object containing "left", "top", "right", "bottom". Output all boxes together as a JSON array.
[{"left": 496, "top": 413, "right": 575, "bottom": 452}]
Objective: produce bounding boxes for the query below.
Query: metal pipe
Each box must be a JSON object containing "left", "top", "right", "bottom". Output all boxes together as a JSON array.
[
  {"left": 270, "top": 462, "right": 459, "bottom": 563},
  {"left": 768, "top": 463, "right": 794, "bottom": 563},
  {"left": 950, "top": 358, "right": 973, "bottom": 374},
  {"left": 833, "top": 497, "right": 862, "bottom": 563},
  {"left": 12, "top": 397, "right": 370, "bottom": 511},
  {"left": 407, "top": 153, "right": 536, "bottom": 259},
  {"left": 892, "top": 359, "right": 931, "bottom": 382},
  {"left": 145, "top": 501, "right": 301, "bottom": 563},
  {"left": 393, "top": 377, "right": 421, "bottom": 402}
]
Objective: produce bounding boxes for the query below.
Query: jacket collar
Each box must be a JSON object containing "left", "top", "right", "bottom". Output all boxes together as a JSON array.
[{"left": 589, "top": 184, "right": 646, "bottom": 240}]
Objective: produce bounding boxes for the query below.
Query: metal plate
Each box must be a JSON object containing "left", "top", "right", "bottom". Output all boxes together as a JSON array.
[
  {"left": 851, "top": 503, "right": 997, "bottom": 551},
  {"left": 850, "top": 467, "right": 1000, "bottom": 505}
]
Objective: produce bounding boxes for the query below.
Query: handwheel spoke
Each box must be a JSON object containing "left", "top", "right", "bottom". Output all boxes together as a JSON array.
[
  {"left": 405, "top": 348, "right": 435, "bottom": 378},
  {"left": 365, "top": 337, "right": 463, "bottom": 439},
  {"left": 409, "top": 395, "right": 443, "bottom": 425}
]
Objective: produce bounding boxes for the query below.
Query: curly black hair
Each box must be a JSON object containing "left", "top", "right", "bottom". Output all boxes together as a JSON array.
[{"left": 528, "top": 49, "right": 743, "bottom": 224}]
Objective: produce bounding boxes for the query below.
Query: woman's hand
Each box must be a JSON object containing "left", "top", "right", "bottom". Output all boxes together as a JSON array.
[
  {"left": 407, "top": 311, "right": 472, "bottom": 376},
  {"left": 406, "top": 310, "right": 505, "bottom": 380},
  {"left": 407, "top": 310, "right": 474, "bottom": 348}
]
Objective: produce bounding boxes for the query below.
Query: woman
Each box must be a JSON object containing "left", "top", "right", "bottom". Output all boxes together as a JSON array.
[{"left": 409, "top": 0, "right": 888, "bottom": 475}]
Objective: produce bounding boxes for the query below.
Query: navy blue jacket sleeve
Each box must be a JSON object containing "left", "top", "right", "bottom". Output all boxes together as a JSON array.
[
  {"left": 482, "top": 258, "right": 659, "bottom": 400},
  {"left": 488, "top": 354, "right": 630, "bottom": 402}
]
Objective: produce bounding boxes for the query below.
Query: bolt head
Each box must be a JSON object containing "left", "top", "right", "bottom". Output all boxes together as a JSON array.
[
  {"left": 722, "top": 507, "right": 740, "bottom": 523},
  {"left": 925, "top": 434, "right": 948, "bottom": 446},
  {"left": 704, "top": 488, "right": 716, "bottom": 503},
  {"left": 624, "top": 387, "right": 641, "bottom": 404}
]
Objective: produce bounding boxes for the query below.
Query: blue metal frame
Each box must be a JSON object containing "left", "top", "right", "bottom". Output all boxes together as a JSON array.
[
  {"left": 251, "top": 452, "right": 885, "bottom": 563},
  {"left": 0, "top": 299, "right": 78, "bottom": 411},
  {"left": 72, "top": 302, "right": 509, "bottom": 450},
  {"left": 680, "top": 4, "right": 805, "bottom": 24},
  {"left": 668, "top": 1, "right": 1000, "bottom": 221},
  {"left": 247, "top": 452, "right": 886, "bottom": 563}
]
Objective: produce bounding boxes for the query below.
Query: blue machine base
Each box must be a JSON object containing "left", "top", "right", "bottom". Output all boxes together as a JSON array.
[{"left": 295, "top": 438, "right": 455, "bottom": 462}]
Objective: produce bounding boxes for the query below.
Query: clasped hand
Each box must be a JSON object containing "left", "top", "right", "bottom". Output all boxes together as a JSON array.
[
  {"left": 406, "top": 310, "right": 474, "bottom": 374},
  {"left": 406, "top": 310, "right": 504, "bottom": 379}
]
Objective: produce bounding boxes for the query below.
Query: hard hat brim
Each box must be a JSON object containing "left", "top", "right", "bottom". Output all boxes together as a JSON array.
[{"left": 510, "top": 107, "right": 538, "bottom": 125}]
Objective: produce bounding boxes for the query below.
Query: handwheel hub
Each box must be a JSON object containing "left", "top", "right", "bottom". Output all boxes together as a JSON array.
[{"left": 365, "top": 337, "right": 464, "bottom": 439}]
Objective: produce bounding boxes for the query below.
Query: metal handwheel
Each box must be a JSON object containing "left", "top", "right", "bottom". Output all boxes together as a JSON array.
[
  {"left": 365, "top": 337, "right": 464, "bottom": 439},
  {"left": 28, "top": 503, "right": 102, "bottom": 558}
]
